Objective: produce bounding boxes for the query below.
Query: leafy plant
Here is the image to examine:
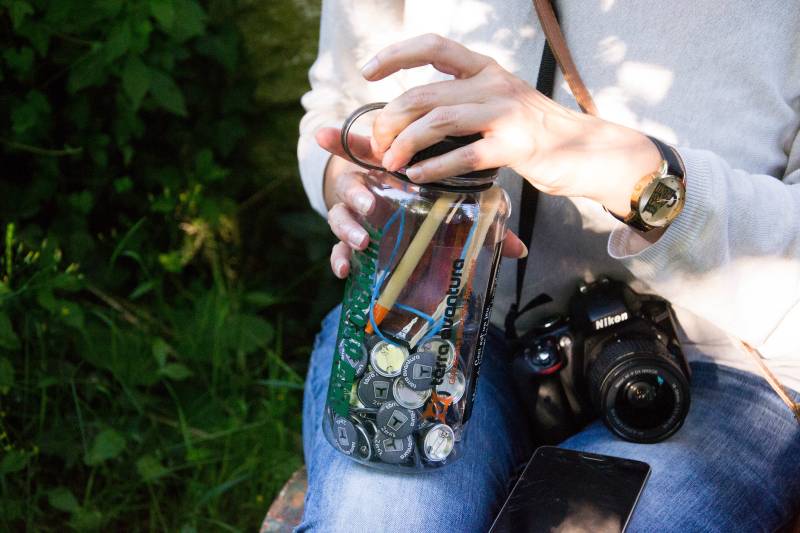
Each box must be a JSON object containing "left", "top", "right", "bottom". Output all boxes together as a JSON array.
[{"left": 0, "top": 0, "right": 336, "bottom": 530}]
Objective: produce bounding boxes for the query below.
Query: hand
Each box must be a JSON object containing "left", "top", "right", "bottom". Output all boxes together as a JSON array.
[
  {"left": 317, "top": 128, "right": 527, "bottom": 279},
  {"left": 359, "top": 34, "right": 661, "bottom": 217}
]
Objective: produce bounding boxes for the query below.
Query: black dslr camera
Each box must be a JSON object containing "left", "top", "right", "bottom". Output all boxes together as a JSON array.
[{"left": 510, "top": 278, "right": 691, "bottom": 443}]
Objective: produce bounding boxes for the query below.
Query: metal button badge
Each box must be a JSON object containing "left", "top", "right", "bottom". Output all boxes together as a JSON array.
[
  {"left": 392, "top": 377, "right": 431, "bottom": 409},
  {"left": 332, "top": 416, "right": 358, "bottom": 456},
  {"left": 418, "top": 338, "right": 456, "bottom": 371},
  {"left": 435, "top": 368, "right": 466, "bottom": 403},
  {"left": 370, "top": 341, "right": 409, "bottom": 378},
  {"left": 421, "top": 423, "right": 455, "bottom": 462},
  {"left": 357, "top": 371, "right": 393, "bottom": 409},
  {"left": 376, "top": 401, "right": 418, "bottom": 439},
  {"left": 373, "top": 430, "right": 415, "bottom": 465},
  {"left": 401, "top": 350, "right": 437, "bottom": 391}
]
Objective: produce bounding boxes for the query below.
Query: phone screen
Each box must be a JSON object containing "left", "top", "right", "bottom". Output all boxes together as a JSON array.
[{"left": 489, "top": 446, "right": 650, "bottom": 533}]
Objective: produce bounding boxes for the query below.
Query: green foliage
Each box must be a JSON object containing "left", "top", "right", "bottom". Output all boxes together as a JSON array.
[{"left": 0, "top": 0, "right": 337, "bottom": 530}]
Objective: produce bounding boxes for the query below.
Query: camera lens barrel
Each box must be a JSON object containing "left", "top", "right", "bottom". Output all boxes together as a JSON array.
[{"left": 587, "top": 337, "right": 690, "bottom": 443}]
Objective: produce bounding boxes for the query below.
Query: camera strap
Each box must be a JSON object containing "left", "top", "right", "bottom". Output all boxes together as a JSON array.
[
  {"left": 518, "top": 0, "right": 800, "bottom": 422},
  {"left": 505, "top": 0, "right": 598, "bottom": 341}
]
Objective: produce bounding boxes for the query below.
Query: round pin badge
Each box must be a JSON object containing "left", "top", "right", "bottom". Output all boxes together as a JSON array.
[
  {"left": 392, "top": 377, "right": 431, "bottom": 409},
  {"left": 352, "top": 419, "right": 373, "bottom": 461},
  {"left": 421, "top": 423, "right": 455, "bottom": 462},
  {"left": 418, "top": 338, "right": 456, "bottom": 371},
  {"left": 373, "top": 430, "right": 414, "bottom": 465},
  {"left": 401, "top": 350, "right": 437, "bottom": 391},
  {"left": 370, "top": 341, "right": 409, "bottom": 378},
  {"left": 332, "top": 416, "right": 358, "bottom": 455},
  {"left": 356, "top": 371, "right": 393, "bottom": 409},
  {"left": 338, "top": 338, "right": 368, "bottom": 378},
  {"left": 376, "top": 401, "right": 418, "bottom": 439},
  {"left": 435, "top": 368, "right": 466, "bottom": 403}
]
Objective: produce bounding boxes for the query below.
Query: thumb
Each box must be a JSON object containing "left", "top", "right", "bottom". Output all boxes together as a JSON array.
[{"left": 315, "top": 127, "right": 382, "bottom": 167}]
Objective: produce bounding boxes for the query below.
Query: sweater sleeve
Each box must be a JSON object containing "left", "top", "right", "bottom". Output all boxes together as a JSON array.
[
  {"left": 608, "top": 133, "right": 800, "bottom": 359},
  {"left": 298, "top": 1, "right": 403, "bottom": 217}
]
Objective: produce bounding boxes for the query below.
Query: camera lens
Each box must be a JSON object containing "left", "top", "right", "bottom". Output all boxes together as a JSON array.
[{"left": 588, "top": 338, "right": 690, "bottom": 443}]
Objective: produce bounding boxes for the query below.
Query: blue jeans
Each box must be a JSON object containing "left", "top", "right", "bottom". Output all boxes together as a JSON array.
[{"left": 298, "top": 307, "right": 800, "bottom": 532}]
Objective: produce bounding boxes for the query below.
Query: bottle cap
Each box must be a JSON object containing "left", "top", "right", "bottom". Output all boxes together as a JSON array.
[
  {"left": 376, "top": 401, "right": 419, "bottom": 439},
  {"left": 401, "top": 350, "right": 437, "bottom": 391},
  {"left": 370, "top": 341, "right": 409, "bottom": 378},
  {"left": 357, "top": 371, "right": 393, "bottom": 409},
  {"left": 408, "top": 134, "right": 499, "bottom": 182}
]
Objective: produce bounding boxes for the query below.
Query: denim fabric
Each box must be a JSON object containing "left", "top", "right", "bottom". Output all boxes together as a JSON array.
[{"left": 297, "top": 307, "right": 800, "bottom": 532}]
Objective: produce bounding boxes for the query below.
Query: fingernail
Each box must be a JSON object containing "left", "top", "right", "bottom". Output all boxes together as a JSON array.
[
  {"left": 335, "top": 259, "right": 348, "bottom": 278},
  {"left": 354, "top": 193, "right": 373, "bottom": 214},
  {"left": 382, "top": 151, "right": 395, "bottom": 170},
  {"left": 518, "top": 242, "right": 528, "bottom": 259},
  {"left": 348, "top": 228, "right": 367, "bottom": 247},
  {"left": 361, "top": 58, "right": 379, "bottom": 79},
  {"left": 405, "top": 166, "right": 423, "bottom": 181}
]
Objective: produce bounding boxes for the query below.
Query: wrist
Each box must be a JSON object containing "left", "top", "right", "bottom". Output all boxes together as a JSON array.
[{"left": 589, "top": 126, "right": 662, "bottom": 217}]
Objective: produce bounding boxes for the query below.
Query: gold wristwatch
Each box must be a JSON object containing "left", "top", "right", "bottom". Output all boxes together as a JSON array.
[{"left": 612, "top": 137, "right": 686, "bottom": 232}]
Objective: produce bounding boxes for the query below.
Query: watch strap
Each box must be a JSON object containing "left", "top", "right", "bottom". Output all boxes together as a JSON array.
[{"left": 647, "top": 136, "right": 685, "bottom": 183}]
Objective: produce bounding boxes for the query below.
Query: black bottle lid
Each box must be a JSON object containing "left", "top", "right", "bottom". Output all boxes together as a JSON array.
[{"left": 407, "top": 133, "right": 499, "bottom": 182}]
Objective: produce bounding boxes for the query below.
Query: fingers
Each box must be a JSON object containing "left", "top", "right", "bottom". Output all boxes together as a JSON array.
[
  {"left": 381, "top": 104, "right": 497, "bottom": 171},
  {"left": 328, "top": 203, "right": 370, "bottom": 252},
  {"left": 501, "top": 230, "right": 528, "bottom": 259},
  {"left": 404, "top": 137, "right": 506, "bottom": 183},
  {"left": 315, "top": 127, "right": 382, "bottom": 167},
  {"left": 330, "top": 241, "right": 352, "bottom": 278},
  {"left": 331, "top": 171, "right": 375, "bottom": 215},
  {"left": 361, "top": 33, "right": 494, "bottom": 81},
  {"left": 372, "top": 78, "right": 482, "bottom": 153}
]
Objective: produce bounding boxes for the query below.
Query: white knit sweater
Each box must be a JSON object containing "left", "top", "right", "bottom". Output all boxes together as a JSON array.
[{"left": 297, "top": 0, "right": 800, "bottom": 392}]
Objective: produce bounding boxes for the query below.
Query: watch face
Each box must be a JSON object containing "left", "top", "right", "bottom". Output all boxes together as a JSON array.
[{"left": 637, "top": 175, "right": 685, "bottom": 228}]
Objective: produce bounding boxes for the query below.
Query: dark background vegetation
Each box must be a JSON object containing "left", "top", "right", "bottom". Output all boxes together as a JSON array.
[{"left": 0, "top": 0, "right": 338, "bottom": 530}]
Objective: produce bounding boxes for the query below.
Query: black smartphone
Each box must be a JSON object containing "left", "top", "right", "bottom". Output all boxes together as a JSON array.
[{"left": 489, "top": 446, "right": 651, "bottom": 533}]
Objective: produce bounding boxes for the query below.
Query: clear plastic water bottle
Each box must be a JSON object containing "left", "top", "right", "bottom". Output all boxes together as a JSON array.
[{"left": 322, "top": 103, "right": 512, "bottom": 471}]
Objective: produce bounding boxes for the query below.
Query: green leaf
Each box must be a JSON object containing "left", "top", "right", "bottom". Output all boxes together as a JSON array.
[
  {"left": 104, "top": 21, "right": 131, "bottom": 62},
  {"left": 149, "top": 0, "right": 175, "bottom": 30},
  {"left": 10, "top": 90, "right": 50, "bottom": 135},
  {"left": 0, "top": 450, "right": 28, "bottom": 474},
  {"left": 121, "top": 56, "right": 150, "bottom": 110},
  {"left": 3, "top": 47, "right": 33, "bottom": 77},
  {"left": 244, "top": 291, "right": 280, "bottom": 309},
  {"left": 58, "top": 301, "right": 85, "bottom": 330},
  {"left": 84, "top": 429, "right": 126, "bottom": 466},
  {"left": 152, "top": 338, "right": 169, "bottom": 367},
  {"left": 67, "top": 50, "right": 106, "bottom": 93},
  {"left": 159, "top": 363, "right": 192, "bottom": 381},
  {"left": 150, "top": 70, "right": 187, "bottom": 116},
  {"left": 170, "top": 0, "right": 206, "bottom": 42},
  {"left": 48, "top": 487, "right": 81, "bottom": 514},
  {"left": 136, "top": 455, "right": 168, "bottom": 482},
  {"left": 8, "top": 1, "right": 34, "bottom": 29},
  {"left": 113, "top": 176, "right": 133, "bottom": 193},
  {"left": 0, "top": 311, "right": 20, "bottom": 350},
  {"left": 0, "top": 357, "right": 13, "bottom": 394}
]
